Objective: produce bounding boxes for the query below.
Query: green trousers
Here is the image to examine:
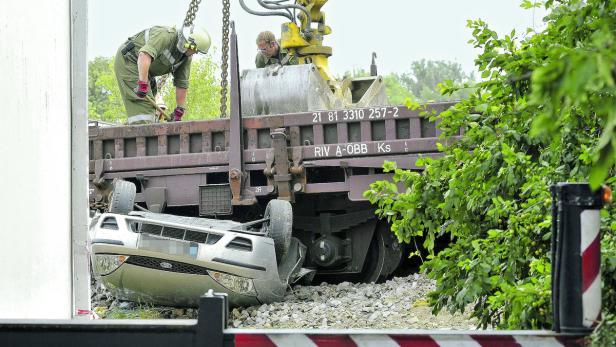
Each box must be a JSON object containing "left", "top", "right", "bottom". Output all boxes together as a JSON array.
[{"left": 114, "top": 47, "right": 158, "bottom": 117}]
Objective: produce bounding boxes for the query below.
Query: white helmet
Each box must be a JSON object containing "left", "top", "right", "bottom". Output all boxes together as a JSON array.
[{"left": 178, "top": 25, "right": 211, "bottom": 54}]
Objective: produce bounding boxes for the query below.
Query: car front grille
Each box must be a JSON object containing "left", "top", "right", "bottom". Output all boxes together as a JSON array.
[
  {"left": 125, "top": 255, "right": 209, "bottom": 275},
  {"left": 185, "top": 230, "right": 208, "bottom": 243},
  {"left": 131, "top": 221, "right": 222, "bottom": 245},
  {"left": 162, "top": 226, "right": 185, "bottom": 239}
]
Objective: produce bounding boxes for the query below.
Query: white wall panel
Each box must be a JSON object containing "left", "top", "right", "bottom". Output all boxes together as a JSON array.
[{"left": 0, "top": 0, "right": 72, "bottom": 319}]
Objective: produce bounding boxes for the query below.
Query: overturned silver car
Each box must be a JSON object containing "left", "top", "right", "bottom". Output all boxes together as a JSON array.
[{"left": 89, "top": 195, "right": 308, "bottom": 307}]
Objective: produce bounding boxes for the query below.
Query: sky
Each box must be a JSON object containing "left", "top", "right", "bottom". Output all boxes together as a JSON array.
[{"left": 88, "top": 0, "right": 547, "bottom": 76}]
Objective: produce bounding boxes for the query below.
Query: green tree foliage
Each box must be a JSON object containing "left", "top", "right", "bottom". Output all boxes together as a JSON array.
[
  {"left": 88, "top": 57, "right": 126, "bottom": 123},
  {"left": 161, "top": 54, "right": 222, "bottom": 121},
  {"left": 346, "top": 63, "right": 473, "bottom": 105},
  {"left": 383, "top": 73, "right": 414, "bottom": 105},
  {"left": 88, "top": 52, "right": 222, "bottom": 123},
  {"left": 399, "top": 59, "right": 475, "bottom": 101},
  {"left": 365, "top": 0, "right": 616, "bottom": 338},
  {"left": 526, "top": 1, "right": 616, "bottom": 189}
]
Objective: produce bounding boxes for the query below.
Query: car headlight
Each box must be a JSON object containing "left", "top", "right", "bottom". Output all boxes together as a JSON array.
[
  {"left": 93, "top": 254, "right": 128, "bottom": 277},
  {"left": 207, "top": 270, "right": 256, "bottom": 296}
]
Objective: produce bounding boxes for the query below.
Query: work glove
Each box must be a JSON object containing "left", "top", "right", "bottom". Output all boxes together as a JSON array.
[
  {"left": 172, "top": 106, "right": 185, "bottom": 122},
  {"left": 135, "top": 80, "right": 149, "bottom": 98}
]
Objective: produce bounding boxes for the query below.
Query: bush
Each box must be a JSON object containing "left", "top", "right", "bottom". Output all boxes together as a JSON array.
[{"left": 365, "top": 0, "right": 616, "bottom": 337}]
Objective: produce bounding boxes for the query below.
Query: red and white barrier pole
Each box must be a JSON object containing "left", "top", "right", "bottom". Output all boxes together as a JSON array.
[
  {"left": 580, "top": 208, "right": 602, "bottom": 328},
  {"left": 551, "top": 183, "right": 611, "bottom": 333}
]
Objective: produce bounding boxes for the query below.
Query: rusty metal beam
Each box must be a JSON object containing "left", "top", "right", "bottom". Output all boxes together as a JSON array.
[
  {"left": 228, "top": 21, "right": 253, "bottom": 206},
  {"left": 89, "top": 104, "right": 455, "bottom": 142}
]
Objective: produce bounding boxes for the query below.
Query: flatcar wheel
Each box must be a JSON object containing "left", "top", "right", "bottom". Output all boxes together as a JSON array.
[
  {"left": 337, "top": 230, "right": 386, "bottom": 284},
  {"left": 358, "top": 230, "right": 387, "bottom": 283}
]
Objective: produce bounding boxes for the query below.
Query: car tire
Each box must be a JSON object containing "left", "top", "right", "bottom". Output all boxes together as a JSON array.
[
  {"left": 263, "top": 199, "right": 293, "bottom": 262},
  {"left": 108, "top": 180, "right": 136, "bottom": 215}
]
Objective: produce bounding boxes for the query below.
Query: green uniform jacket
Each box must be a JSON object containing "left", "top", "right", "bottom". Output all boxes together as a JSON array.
[
  {"left": 255, "top": 44, "right": 298, "bottom": 68},
  {"left": 114, "top": 26, "right": 192, "bottom": 117}
]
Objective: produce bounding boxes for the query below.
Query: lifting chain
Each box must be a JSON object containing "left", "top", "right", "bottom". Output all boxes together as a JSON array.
[
  {"left": 219, "top": 0, "right": 231, "bottom": 118},
  {"left": 183, "top": 0, "right": 202, "bottom": 27}
]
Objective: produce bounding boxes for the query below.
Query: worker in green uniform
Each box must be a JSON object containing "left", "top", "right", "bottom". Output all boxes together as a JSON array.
[
  {"left": 114, "top": 25, "right": 211, "bottom": 124},
  {"left": 255, "top": 31, "right": 298, "bottom": 68}
]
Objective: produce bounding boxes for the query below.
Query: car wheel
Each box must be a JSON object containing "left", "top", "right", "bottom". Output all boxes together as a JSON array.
[
  {"left": 263, "top": 199, "right": 293, "bottom": 262},
  {"left": 108, "top": 180, "right": 136, "bottom": 215}
]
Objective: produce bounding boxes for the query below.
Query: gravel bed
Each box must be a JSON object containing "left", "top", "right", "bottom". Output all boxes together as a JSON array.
[{"left": 91, "top": 274, "right": 477, "bottom": 330}]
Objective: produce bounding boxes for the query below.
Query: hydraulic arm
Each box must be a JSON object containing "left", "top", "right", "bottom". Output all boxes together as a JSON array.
[
  {"left": 238, "top": 0, "right": 388, "bottom": 116},
  {"left": 239, "top": 0, "right": 333, "bottom": 81}
]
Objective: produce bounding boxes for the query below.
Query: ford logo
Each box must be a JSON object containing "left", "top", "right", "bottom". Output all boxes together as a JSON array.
[{"left": 160, "top": 262, "right": 173, "bottom": 269}]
